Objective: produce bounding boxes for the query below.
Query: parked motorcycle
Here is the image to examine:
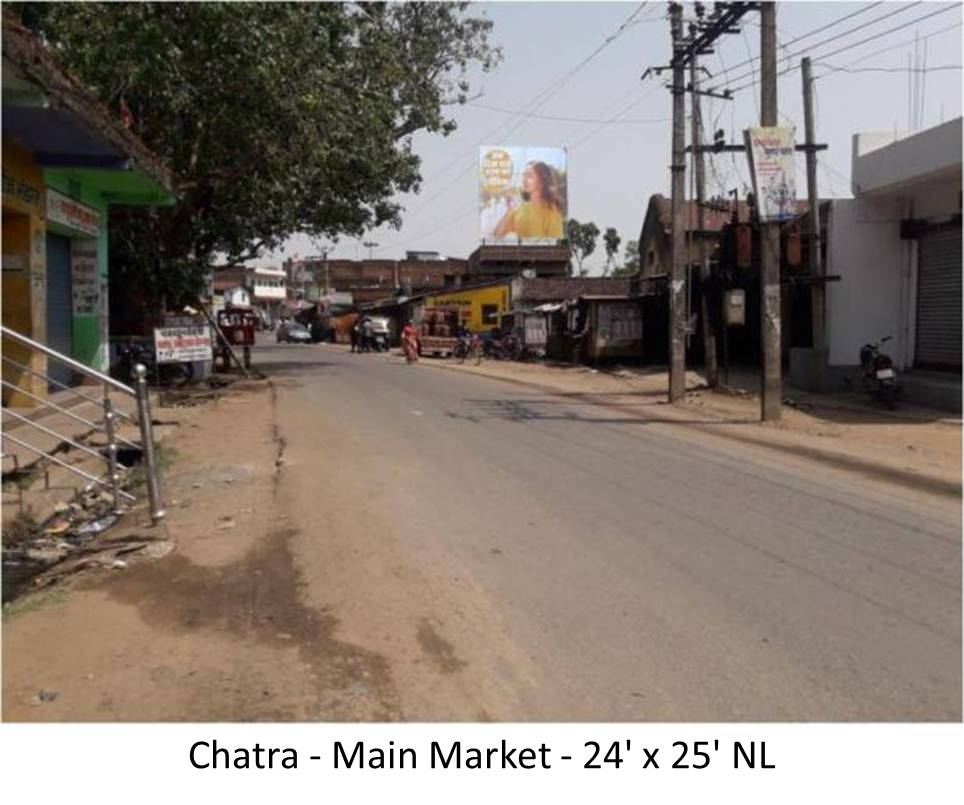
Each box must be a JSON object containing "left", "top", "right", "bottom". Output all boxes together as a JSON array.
[
  {"left": 859, "top": 335, "right": 898, "bottom": 410},
  {"left": 115, "top": 340, "right": 194, "bottom": 388}
]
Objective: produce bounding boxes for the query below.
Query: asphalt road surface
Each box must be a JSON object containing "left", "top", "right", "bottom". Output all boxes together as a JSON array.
[{"left": 262, "top": 341, "right": 961, "bottom": 721}]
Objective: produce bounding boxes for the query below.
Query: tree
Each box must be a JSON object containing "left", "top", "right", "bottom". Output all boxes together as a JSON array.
[
  {"left": 602, "top": 227, "right": 621, "bottom": 276},
  {"left": 566, "top": 218, "right": 600, "bottom": 277},
  {"left": 12, "top": 2, "right": 499, "bottom": 307},
  {"left": 612, "top": 239, "right": 641, "bottom": 277}
]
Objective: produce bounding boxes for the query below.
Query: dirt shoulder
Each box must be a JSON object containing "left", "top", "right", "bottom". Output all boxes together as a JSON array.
[
  {"left": 2, "top": 380, "right": 365, "bottom": 721},
  {"left": 331, "top": 343, "right": 960, "bottom": 512},
  {"left": 2, "top": 375, "right": 526, "bottom": 722}
]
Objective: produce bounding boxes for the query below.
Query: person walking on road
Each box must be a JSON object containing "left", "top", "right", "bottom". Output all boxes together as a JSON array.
[
  {"left": 350, "top": 316, "right": 361, "bottom": 353},
  {"left": 402, "top": 320, "right": 419, "bottom": 364},
  {"left": 360, "top": 316, "right": 374, "bottom": 353}
]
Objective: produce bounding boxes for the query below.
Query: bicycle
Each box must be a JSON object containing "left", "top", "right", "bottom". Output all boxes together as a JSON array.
[{"left": 453, "top": 335, "right": 483, "bottom": 366}]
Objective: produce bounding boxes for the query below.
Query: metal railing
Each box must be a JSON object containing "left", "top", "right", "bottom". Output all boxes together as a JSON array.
[{"left": 1, "top": 325, "right": 165, "bottom": 523}]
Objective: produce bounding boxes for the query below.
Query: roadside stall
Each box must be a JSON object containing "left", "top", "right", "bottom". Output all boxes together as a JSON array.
[{"left": 415, "top": 305, "right": 464, "bottom": 357}]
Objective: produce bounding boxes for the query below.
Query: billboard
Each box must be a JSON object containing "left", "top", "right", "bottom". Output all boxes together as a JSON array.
[
  {"left": 744, "top": 127, "right": 797, "bottom": 222},
  {"left": 479, "top": 146, "right": 567, "bottom": 245}
]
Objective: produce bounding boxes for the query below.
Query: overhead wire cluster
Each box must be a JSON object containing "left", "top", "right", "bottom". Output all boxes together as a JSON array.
[
  {"left": 385, "top": 1, "right": 657, "bottom": 253},
  {"left": 385, "top": 1, "right": 962, "bottom": 255}
]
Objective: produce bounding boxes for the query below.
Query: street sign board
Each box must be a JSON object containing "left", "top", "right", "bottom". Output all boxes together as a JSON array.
[{"left": 154, "top": 325, "right": 213, "bottom": 364}]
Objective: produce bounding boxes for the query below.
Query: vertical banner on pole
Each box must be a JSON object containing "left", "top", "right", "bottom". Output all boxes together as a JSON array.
[{"left": 744, "top": 127, "right": 797, "bottom": 222}]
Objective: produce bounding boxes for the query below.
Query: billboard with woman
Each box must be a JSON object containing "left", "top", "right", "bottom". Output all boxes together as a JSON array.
[{"left": 479, "top": 146, "right": 568, "bottom": 245}]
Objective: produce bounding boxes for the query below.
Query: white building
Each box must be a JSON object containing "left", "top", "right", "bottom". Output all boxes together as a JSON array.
[
  {"left": 819, "top": 118, "right": 961, "bottom": 407},
  {"left": 250, "top": 266, "right": 287, "bottom": 301},
  {"left": 223, "top": 285, "right": 251, "bottom": 308}
]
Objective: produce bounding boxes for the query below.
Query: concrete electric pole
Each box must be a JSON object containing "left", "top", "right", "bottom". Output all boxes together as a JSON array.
[
  {"left": 801, "top": 56, "right": 825, "bottom": 356},
  {"left": 690, "top": 55, "right": 719, "bottom": 389},
  {"left": 669, "top": 2, "right": 687, "bottom": 404},
  {"left": 758, "top": 1, "right": 782, "bottom": 421}
]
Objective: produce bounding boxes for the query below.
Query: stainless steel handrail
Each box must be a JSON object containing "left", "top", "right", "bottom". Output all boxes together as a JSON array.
[
  {"left": 2, "top": 355, "right": 136, "bottom": 422},
  {"left": 0, "top": 378, "right": 139, "bottom": 449},
  {"left": 2, "top": 323, "right": 165, "bottom": 522},
  {"left": 2, "top": 432, "right": 136, "bottom": 502},
  {"left": 2, "top": 407, "right": 111, "bottom": 464},
  {"left": 2, "top": 325, "right": 135, "bottom": 395}
]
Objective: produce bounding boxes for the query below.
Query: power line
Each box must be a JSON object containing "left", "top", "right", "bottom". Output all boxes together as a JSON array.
[
  {"left": 464, "top": 101, "right": 669, "bottom": 125},
  {"left": 372, "top": 3, "right": 659, "bottom": 255},
  {"left": 811, "top": 20, "right": 963, "bottom": 78},
  {"left": 815, "top": 63, "right": 960, "bottom": 75},
  {"left": 722, "top": 1, "right": 928, "bottom": 89},
  {"left": 400, "top": 2, "right": 652, "bottom": 220},
  {"left": 729, "top": 3, "right": 960, "bottom": 93},
  {"left": 567, "top": 82, "right": 665, "bottom": 150},
  {"left": 378, "top": 202, "right": 479, "bottom": 254},
  {"left": 718, "top": 2, "right": 887, "bottom": 77}
]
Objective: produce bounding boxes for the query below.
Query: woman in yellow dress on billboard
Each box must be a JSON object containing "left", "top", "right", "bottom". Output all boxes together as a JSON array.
[{"left": 493, "top": 161, "right": 565, "bottom": 241}]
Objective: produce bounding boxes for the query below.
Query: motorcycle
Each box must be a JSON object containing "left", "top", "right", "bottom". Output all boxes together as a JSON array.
[
  {"left": 115, "top": 340, "right": 194, "bottom": 388},
  {"left": 859, "top": 335, "right": 898, "bottom": 410},
  {"left": 372, "top": 333, "right": 390, "bottom": 352}
]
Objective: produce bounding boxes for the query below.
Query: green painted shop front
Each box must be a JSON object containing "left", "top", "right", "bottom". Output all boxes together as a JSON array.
[{"left": 42, "top": 168, "right": 172, "bottom": 375}]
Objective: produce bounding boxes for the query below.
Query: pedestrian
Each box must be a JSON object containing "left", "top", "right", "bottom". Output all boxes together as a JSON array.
[
  {"left": 402, "top": 319, "right": 419, "bottom": 364},
  {"left": 350, "top": 316, "right": 361, "bottom": 353},
  {"left": 361, "top": 316, "right": 374, "bottom": 353}
]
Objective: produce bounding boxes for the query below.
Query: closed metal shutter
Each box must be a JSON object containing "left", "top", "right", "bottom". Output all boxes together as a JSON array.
[
  {"left": 915, "top": 226, "right": 961, "bottom": 370},
  {"left": 45, "top": 233, "right": 74, "bottom": 389}
]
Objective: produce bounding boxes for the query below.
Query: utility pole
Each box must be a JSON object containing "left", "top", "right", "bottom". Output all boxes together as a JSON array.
[
  {"left": 669, "top": 2, "right": 687, "bottom": 403},
  {"left": 801, "top": 56, "right": 824, "bottom": 355},
  {"left": 759, "top": 1, "right": 782, "bottom": 421},
  {"left": 690, "top": 54, "right": 719, "bottom": 389}
]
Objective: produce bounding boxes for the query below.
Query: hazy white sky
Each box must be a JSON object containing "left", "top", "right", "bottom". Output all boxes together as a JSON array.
[{"left": 259, "top": 1, "right": 963, "bottom": 273}]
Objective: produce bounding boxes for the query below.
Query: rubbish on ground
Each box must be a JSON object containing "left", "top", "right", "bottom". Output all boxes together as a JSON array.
[
  {"left": 38, "top": 690, "right": 58, "bottom": 702},
  {"left": 44, "top": 519, "right": 71, "bottom": 535},
  {"left": 75, "top": 515, "right": 119, "bottom": 537}
]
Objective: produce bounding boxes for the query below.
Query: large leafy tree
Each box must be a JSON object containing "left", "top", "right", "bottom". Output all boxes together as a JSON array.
[
  {"left": 12, "top": 2, "right": 499, "bottom": 309},
  {"left": 602, "top": 227, "right": 620, "bottom": 276},
  {"left": 612, "top": 239, "right": 640, "bottom": 277},
  {"left": 566, "top": 218, "right": 599, "bottom": 277}
]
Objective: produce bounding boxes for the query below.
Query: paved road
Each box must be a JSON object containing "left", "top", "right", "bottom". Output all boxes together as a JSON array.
[{"left": 263, "top": 342, "right": 961, "bottom": 721}]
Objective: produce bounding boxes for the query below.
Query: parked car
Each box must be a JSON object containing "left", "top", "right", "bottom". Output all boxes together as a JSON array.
[{"left": 276, "top": 322, "right": 312, "bottom": 344}]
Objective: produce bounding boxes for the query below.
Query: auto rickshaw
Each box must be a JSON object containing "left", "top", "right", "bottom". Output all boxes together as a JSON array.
[{"left": 216, "top": 306, "right": 258, "bottom": 370}]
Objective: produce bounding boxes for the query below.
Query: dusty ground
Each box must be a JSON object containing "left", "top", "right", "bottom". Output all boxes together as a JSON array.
[
  {"left": 3, "top": 344, "right": 959, "bottom": 721},
  {"left": 2, "top": 378, "right": 528, "bottom": 721}
]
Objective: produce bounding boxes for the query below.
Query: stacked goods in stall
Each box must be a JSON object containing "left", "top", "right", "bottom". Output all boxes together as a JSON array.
[{"left": 417, "top": 306, "right": 462, "bottom": 357}]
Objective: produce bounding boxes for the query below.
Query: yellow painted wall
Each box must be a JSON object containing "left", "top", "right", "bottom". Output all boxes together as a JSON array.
[
  {"left": 2, "top": 142, "right": 47, "bottom": 406},
  {"left": 424, "top": 284, "right": 510, "bottom": 333}
]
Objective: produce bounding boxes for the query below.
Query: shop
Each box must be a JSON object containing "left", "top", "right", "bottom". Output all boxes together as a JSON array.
[{"left": 2, "top": 16, "right": 174, "bottom": 405}]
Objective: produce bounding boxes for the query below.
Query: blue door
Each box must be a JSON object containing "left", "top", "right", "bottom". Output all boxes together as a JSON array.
[{"left": 45, "top": 233, "right": 74, "bottom": 389}]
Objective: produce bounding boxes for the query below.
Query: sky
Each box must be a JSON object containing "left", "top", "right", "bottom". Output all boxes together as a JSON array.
[{"left": 257, "top": 1, "right": 963, "bottom": 274}]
